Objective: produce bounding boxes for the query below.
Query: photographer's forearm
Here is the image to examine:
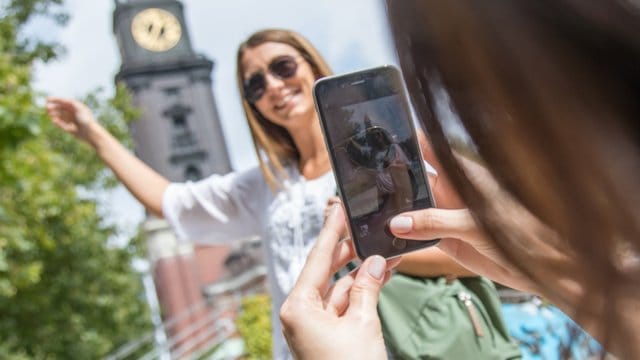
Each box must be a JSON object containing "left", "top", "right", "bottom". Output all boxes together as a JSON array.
[
  {"left": 396, "top": 246, "right": 477, "bottom": 278},
  {"left": 89, "top": 123, "right": 169, "bottom": 217}
]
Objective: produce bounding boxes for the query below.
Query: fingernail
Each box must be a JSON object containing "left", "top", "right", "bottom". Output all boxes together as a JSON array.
[
  {"left": 327, "top": 203, "right": 340, "bottom": 221},
  {"left": 390, "top": 216, "right": 413, "bottom": 233},
  {"left": 367, "top": 255, "right": 386, "bottom": 280}
]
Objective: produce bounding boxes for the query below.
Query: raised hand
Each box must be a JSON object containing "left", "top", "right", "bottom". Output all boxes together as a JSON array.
[
  {"left": 46, "top": 97, "right": 99, "bottom": 143},
  {"left": 45, "top": 96, "right": 169, "bottom": 217}
]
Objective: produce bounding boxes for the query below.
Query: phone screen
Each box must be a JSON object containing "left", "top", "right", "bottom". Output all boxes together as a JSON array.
[{"left": 315, "top": 66, "right": 438, "bottom": 259}]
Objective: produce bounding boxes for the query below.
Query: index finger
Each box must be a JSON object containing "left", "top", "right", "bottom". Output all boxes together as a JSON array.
[
  {"left": 417, "top": 129, "right": 440, "bottom": 171},
  {"left": 45, "top": 97, "right": 78, "bottom": 114},
  {"left": 295, "top": 204, "right": 347, "bottom": 291}
]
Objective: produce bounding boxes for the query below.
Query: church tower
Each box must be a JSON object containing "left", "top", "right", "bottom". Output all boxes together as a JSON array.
[
  {"left": 111, "top": 0, "right": 233, "bottom": 352},
  {"left": 113, "top": 0, "right": 231, "bottom": 181}
]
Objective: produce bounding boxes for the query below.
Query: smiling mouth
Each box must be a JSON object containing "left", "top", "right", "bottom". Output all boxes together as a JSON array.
[{"left": 274, "top": 90, "right": 301, "bottom": 110}]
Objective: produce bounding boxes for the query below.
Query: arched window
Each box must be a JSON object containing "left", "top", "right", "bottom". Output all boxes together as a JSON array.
[{"left": 184, "top": 165, "right": 202, "bottom": 181}]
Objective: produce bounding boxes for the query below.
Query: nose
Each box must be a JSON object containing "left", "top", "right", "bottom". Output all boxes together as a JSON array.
[{"left": 263, "top": 72, "right": 285, "bottom": 96}]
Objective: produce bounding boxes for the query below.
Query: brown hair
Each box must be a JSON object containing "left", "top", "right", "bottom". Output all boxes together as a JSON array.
[
  {"left": 236, "top": 29, "right": 332, "bottom": 190},
  {"left": 387, "top": 0, "right": 640, "bottom": 356}
]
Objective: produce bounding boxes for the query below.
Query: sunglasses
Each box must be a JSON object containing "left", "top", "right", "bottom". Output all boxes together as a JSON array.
[
  {"left": 338, "top": 126, "right": 396, "bottom": 169},
  {"left": 243, "top": 55, "right": 303, "bottom": 103}
]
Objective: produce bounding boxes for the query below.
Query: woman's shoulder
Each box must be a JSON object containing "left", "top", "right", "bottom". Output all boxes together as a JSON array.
[{"left": 183, "top": 165, "right": 267, "bottom": 193}]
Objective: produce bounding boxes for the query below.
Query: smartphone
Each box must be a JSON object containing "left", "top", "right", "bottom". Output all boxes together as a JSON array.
[{"left": 314, "top": 65, "right": 439, "bottom": 259}]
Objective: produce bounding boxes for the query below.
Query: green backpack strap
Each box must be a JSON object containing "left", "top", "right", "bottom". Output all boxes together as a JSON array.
[{"left": 378, "top": 273, "right": 521, "bottom": 359}]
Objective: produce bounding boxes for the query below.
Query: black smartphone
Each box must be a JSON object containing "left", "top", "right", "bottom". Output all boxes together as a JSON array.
[{"left": 314, "top": 65, "right": 439, "bottom": 259}]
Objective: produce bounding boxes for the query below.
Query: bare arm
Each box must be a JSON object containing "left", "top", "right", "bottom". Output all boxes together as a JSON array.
[
  {"left": 397, "top": 130, "right": 475, "bottom": 277},
  {"left": 323, "top": 195, "right": 475, "bottom": 278},
  {"left": 396, "top": 246, "right": 477, "bottom": 277},
  {"left": 46, "top": 97, "right": 169, "bottom": 217}
]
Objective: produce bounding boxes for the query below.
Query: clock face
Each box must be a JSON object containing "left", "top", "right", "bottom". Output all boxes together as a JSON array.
[{"left": 131, "top": 8, "right": 182, "bottom": 52}]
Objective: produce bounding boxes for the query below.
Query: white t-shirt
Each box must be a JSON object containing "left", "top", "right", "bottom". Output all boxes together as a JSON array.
[{"left": 162, "top": 164, "right": 336, "bottom": 360}]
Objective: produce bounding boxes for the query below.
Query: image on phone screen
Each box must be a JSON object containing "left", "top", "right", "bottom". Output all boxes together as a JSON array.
[{"left": 315, "top": 66, "right": 438, "bottom": 259}]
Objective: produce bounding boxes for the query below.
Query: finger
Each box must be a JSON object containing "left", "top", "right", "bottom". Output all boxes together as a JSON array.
[
  {"left": 46, "top": 108, "right": 77, "bottom": 130},
  {"left": 324, "top": 275, "right": 354, "bottom": 316},
  {"left": 428, "top": 173, "right": 437, "bottom": 190},
  {"left": 345, "top": 255, "right": 388, "bottom": 317},
  {"left": 323, "top": 196, "right": 343, "bottom": 222},
  {"left": 386, "top": 256, "right": 403, "bottom": 271},
  {"left": 46, "top": 96, "right": 69, "bottom": 104},
  {"left": 388, "top": 208, "right": 478, "bottom": 240},
  {"left": 46, "top": 97, "right": 76, "bottom": 112},
  {"left": 46, "top": 108, "right": 65, "bottom": 120},
  {"left": 46, "top": 108, "right": 61, "bottom": 120},
  {"left": 327, "top": 238, "right": 357, "bottom": 282},
  {"left": 323, "top": 257, "right": 390, "bottom": 314},
  {"left": 327, "top": 196, "right": 341, "bottom": 205},
  {"left": 45, "top": 103, "right": 63, "bottom": 117},
  {"left": 417, "top": 129, "right": 442, "bottom": 171},
  {"left": 295, "top": 204, "right": 347, "bottom": 291},
  {"left": 47, "top": 111, "right": 74, "bottom": 130},
  {"left": 381, "top": 270, "right": 394, "bottom": 287},
  {"left": 45, "top": 97, "right": 64, "bottom": 109},
  {"left": 333, "top": 253, "right": 398, "bottom": 283}
]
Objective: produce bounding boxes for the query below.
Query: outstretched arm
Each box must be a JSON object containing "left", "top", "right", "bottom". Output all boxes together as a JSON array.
[{"left": 46, "top": 97, "right": 169, "bottom": 217}]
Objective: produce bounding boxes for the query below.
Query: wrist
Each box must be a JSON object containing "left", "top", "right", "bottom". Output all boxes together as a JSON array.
[{"left": 85, "top": 121, "right": 111, "bottom": 153}]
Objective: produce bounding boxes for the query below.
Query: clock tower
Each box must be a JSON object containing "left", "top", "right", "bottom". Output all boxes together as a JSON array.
[
  {"left": 113, "top": 0, "right": 231, "bottom": 181},
  {"left": 112, "top": 0, "right": 233, "bottom": 351}
]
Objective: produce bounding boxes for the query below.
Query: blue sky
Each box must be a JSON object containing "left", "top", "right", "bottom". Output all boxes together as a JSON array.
[{"left": 33, "top": 0, "right": 398, "bottom": 238}]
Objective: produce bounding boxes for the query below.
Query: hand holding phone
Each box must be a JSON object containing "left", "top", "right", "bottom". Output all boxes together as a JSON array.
[{"left": 314, "top": 65, "right": 439, "bottom": 259}]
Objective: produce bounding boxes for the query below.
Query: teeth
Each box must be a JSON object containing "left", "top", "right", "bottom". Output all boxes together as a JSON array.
[{"left": 276, "top": 94, "right": 293, "bottom": 108}]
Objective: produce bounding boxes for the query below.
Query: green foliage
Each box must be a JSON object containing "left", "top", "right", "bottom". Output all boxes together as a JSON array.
[
  {"left": 236, "top": 294, "right": 272, "bottom": 359},
  {"left": 0, "top": 1, "right": 151, "bottom": 358},
  {"left": 0, "top": 0, "right": 65, "bottom": 154}
]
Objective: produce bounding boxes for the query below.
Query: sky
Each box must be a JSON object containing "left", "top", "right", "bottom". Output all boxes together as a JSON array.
[{"left": 32, "top": 0, "right": 399, "bottom": 238}]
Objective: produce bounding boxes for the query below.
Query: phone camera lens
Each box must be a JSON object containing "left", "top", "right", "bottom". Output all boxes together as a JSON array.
[{"left": 392, "top": 238, "right": 407, "bottom": 249}]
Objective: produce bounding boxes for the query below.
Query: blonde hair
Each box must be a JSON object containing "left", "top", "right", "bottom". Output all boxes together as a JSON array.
[{"left": 236, "top": 29, "right": 333, "bottom": 190}]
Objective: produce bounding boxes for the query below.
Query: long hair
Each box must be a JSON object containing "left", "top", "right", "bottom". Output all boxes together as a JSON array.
[
  {"left": 387, "top": 0, "right": 640, "bottom": 356},
  {"left": 236, "top": 29, "right": 332, "bottom": 190}
]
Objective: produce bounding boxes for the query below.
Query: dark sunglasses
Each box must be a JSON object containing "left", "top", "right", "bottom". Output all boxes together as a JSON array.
[
  {"left": 339, "top": 126, "right": 396, "bottom": 169},
  {"left": 243, "top": 55, "right": 303, "bottom": 103}
]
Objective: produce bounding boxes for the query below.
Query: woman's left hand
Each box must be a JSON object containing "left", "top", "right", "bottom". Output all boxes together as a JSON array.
[{"left": 280, "top": 204, "right": 399, "bottom": 360}]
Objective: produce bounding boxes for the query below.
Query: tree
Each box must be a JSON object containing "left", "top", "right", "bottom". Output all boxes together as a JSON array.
[{"left": 0, "top": 1, "right": 151, "bottom": 358}]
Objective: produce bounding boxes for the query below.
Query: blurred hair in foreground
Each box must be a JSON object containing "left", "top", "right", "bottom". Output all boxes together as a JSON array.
[{"left": 386, "top": 0, "right": 640, "bottom": 357}]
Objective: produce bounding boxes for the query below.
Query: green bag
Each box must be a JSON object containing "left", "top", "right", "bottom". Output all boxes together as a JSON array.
[{"left": 378, "top": 274, "right": 521, "bottom": 360}]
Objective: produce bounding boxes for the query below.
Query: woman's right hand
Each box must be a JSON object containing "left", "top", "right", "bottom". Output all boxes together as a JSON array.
[
  {"left": 46, "top": 96, "right": 169, "bottom": 217},
  {"left": 46, "top": 97, "right": 99, "bottom": 144},
  {"left": 389, "top": 152, "right": 578, "bottom": 298},
  {"left": 389, "top": 207, "right": 538, "bottom": 294}
]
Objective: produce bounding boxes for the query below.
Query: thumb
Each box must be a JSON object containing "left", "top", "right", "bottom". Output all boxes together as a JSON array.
[{"left": 346, "top": 255, "right": 387, "bottom": 317}]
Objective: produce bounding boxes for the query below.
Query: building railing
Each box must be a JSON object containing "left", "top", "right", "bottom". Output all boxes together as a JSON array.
[{"left": 106, "top": 263, "right": 267, "bottom": 360}]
